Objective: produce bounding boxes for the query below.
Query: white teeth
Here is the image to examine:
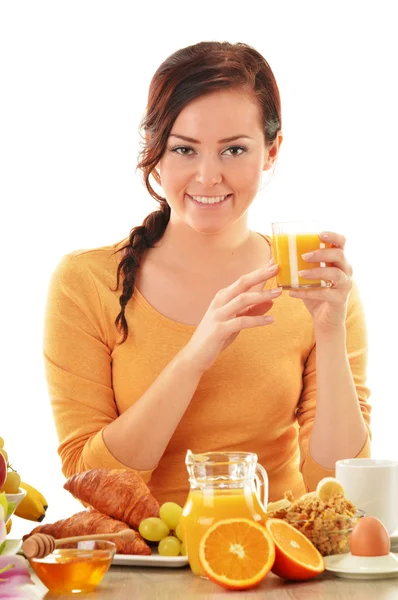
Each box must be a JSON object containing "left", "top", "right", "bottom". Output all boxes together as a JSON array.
[{"left": 191, "top": 195, "right": 229, "bottom": 205}]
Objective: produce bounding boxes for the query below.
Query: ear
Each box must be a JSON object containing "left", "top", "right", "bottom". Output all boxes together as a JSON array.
[{"left": 263, "top": 131, "right": 283, "bottom": 171}]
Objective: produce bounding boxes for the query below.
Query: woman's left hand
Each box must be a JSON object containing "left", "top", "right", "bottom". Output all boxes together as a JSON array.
[{"left": 288, "top": 231, "right": 353, "bottom": 332}]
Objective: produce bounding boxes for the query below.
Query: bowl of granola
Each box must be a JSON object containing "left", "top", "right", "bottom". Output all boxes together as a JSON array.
[{"left": 267, "top": 483, "right": 365, "bottom": 556}]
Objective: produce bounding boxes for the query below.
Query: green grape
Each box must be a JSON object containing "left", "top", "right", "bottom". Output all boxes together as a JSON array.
[
  {"left": 158, "top": 536, "right": 181, "bottom": 557},
  {"left": 159, "top": 502, "right": 183, "bottom": 530},
  {"left": 180, "top": 541, "right": 186, "bottom": 556},
  {"left": 175, "top": 522, "right": 185, "bottom": 542},
  {"left": 138, "top": 517, "right": 170, "bottom": 542}
]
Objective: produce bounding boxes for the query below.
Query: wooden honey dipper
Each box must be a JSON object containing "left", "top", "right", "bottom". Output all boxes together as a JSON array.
[{"left": 22, "top": 529, "right": 137, "bottom": 559}]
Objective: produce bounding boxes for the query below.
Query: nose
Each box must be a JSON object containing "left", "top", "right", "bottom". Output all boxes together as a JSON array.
[{"left": 195, "top": 154, "right": 223, "bottom": 187}]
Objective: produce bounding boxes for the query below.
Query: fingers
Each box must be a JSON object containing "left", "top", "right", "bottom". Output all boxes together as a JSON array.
[
  {"left": 289, "top": 287, "right": 344, "bottom": 301},
  {"left": 243, "top": 299, "right": 273, "bottom": 317},
  {"left": 289, "top": 276, "right": 353, "bottom": 300},
  {"left": 214, "top": 260, "right": 278, "bottom": 306},
  {"left": 298, "top": 267, "right": 350, "bottom": 287},
  {"left": 301, "top": 247, "right": 353, "bottom": 277},
  {"left": 319, "top": 231, "right": 346, "bottom": 250},
  {"left": 218, "top": 287, "right": 282, "bottom": 320},
  {"left": 289, "top": 288, "right": 333, "bottom": 301},
  {"left": 223, "top": 314, "right": 275, "bottom": 335}
]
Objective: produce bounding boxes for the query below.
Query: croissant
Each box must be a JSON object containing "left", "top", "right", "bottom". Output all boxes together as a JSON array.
[
  {"left": 64, "top": 468, "right": 159, "bottom": 529},
  {"left": 23, "top": 509, "right": 151, "bottom": 555}
]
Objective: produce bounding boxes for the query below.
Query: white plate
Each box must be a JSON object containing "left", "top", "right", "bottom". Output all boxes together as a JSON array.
[
  {"left": 1, "top": 539, "right": 22, "bottom": 556},
  {"left": 324, "top": 552, "right": 398, "bottom": 580},
  {"left": 112, "top": 551, "right": 189, "bottom": 568}
]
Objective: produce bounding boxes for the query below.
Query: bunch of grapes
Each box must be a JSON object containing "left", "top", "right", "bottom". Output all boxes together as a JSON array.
[
  {"left": 138, "top": 502, "right": 186, "bottom": 556},
  {"left": 0, "top": 437, "right": 21, "bottom": 493}
]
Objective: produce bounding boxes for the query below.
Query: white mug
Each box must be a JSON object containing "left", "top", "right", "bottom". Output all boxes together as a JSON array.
[{"left": 335, "top": 458, "right": 398, "bottom": 534}]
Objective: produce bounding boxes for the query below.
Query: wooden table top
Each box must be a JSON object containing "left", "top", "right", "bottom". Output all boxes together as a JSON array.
[{"left": 29, "top": 562, "right": 398, "bottom": 599}]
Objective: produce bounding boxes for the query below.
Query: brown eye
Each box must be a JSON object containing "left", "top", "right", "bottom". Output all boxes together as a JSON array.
[
  {"left": 223, "top": 146, "right": 247, "bottom": 156},
  {"left": 170, "top": 146, "right": 194, "bottom": 156}
]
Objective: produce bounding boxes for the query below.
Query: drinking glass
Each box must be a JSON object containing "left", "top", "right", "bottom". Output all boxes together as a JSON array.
[{"left": 271, "top": 221, "right": 332, "bottom": 289}]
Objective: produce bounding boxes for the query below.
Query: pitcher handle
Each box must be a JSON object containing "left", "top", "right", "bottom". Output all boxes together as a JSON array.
[{"left": 254, "top": 463, "right": 268, "bottom": 508}]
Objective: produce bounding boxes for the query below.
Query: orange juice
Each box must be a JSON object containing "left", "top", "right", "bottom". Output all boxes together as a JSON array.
[
  {"left": 272, "top": 233, "right": 332, "bottom": 288},
  {"left": 179, "top": 488, "right": 267, "bottom": 576}
]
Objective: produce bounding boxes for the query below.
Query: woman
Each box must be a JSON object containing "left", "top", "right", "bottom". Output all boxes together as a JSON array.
[{"left": 44, "top": 41, "right": 371, "bottom": 506}]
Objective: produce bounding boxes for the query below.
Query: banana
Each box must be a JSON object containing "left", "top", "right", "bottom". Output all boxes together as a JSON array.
[
  {"left": 22, "top": 481, "right": 48, "bottom": 507},
  {"left": 316, "top": 477, "right": 345, "bottom": 502},
  {"left": 14, "top": 481, "right": 48, "bottom": 522}
]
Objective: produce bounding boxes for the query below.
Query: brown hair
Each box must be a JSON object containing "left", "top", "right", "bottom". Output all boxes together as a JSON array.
[{"left": 114, "top": 41, "right": 282, "bottom": 343}]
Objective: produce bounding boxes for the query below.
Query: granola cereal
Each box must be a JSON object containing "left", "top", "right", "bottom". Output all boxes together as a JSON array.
[{"left": 268, "top": 491, "right": 360, "bottom": 556}]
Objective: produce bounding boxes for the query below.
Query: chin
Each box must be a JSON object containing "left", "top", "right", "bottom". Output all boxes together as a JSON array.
[{"left": 187, "top": 219, "right": 230, "bottom": 235}]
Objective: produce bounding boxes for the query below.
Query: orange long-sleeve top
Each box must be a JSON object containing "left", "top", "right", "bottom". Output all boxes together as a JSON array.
[{"left": 44, "top": 237, "right": 372, "bottom": 506}]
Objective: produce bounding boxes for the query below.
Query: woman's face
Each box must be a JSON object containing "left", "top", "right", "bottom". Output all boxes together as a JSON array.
[{"left": 157, "top": 88, "right": 281, "bottom": 235}]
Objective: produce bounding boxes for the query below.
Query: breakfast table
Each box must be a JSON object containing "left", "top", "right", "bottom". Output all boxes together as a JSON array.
[{"left": 28, "top": 562, "right": 398, "bottom": 599}]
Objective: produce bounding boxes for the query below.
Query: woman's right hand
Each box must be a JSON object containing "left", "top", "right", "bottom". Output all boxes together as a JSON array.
[{"left": 180, "top": 260, "right": 281, "bottom": 374}]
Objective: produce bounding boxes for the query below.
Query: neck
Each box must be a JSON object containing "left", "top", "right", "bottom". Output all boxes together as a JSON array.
[{"left": 155, "top": 214, "right": 252, "bottom": 273}]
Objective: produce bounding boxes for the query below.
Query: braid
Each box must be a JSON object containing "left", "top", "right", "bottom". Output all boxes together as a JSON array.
[{"left": 114, "top": 201, "right": 171, "bottom": 344}]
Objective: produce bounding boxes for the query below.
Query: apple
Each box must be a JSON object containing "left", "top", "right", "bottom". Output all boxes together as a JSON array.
[{"left": 0, "top": 452, "right": 6, "bottom": 490}]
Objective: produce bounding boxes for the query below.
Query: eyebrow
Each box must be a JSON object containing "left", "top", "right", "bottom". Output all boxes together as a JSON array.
[{"left": 169, "top": 134, "right": 254, "bottom": 144}]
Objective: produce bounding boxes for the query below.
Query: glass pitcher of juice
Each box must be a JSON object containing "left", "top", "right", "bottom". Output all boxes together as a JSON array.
[{"left": 179, "top": 450, "right": 268, "bottom": 577}]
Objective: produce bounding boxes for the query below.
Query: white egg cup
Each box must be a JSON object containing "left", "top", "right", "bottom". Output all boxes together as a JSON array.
[
  {"left": 5, "top": 487, "right": 26, "bottom": 523},
  {"left": 325, "top": 551, "right": 398, "bottom": 579}
]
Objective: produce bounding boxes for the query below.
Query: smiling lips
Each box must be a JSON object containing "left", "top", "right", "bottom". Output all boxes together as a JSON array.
[{"left": 188, "top": 194, "right": 232, "bottom": 206}]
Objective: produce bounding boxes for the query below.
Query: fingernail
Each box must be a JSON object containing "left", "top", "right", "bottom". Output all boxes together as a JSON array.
[
  {"left": 299, "top": 270, "right": 311, "bottom": 277},
  {"left": 263, "top": 315, "right": 275, "bottom": 323},
  {"left": 269, "top": 256, "right": 275, "bottom": 265},
  {"left": 302, "top": 252, "right": 315, "bottom": 261},
  {"left": 319, "top": 232, "right": 330, "bottom": 240},
  {"left": 270, "top": 287, "right": 282, "bottom": 296},
  {"left": 268, "top": 264, "right": 278, "bottom": 273}
]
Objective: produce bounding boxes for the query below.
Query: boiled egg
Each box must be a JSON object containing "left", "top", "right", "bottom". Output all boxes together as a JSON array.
[{"left": 349, "top": 516, "right": 390, "bottom": 557}]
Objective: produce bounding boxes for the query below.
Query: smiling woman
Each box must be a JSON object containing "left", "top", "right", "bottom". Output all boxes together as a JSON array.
[
  {"left": 157, "top": 90, "right": 280, "bottom": 235},
  {"left": 43, "top": 41, "right": 371, "bottom": 517}
]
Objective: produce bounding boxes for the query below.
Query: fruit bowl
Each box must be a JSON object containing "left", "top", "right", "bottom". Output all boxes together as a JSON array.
[
  {"left": 29, "top": 540, "right": 116, "bottom": 594},
  {"left": 5, "top": 487, "right": 26, "bottom": 523},
  {"left": 285, "top": 509, "right": 365, "bottom": 556}
]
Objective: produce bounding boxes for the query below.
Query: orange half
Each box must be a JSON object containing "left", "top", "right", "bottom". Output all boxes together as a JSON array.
[
  {"left": 198, "top": 518, "right": 275, "bottom": 590},
  {"left": 266, "top": 518, "right": 325, "bottom": 580}
]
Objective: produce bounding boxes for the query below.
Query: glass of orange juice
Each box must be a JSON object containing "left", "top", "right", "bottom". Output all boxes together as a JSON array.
[
  {"left": 179, "top": 450, "right": 268, "bottom": 577},
  {"left": 271, "top": 221, "right": 333, "bottom": 289}
]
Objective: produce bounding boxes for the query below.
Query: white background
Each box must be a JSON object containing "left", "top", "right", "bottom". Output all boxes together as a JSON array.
[{"left": 1, "top": 1, "right": 397, "bottom": 539}]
